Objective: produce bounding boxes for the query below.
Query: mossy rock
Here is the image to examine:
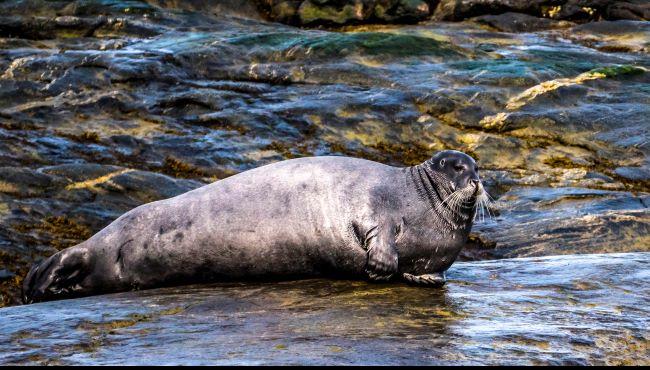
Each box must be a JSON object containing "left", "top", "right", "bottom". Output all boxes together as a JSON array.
[
  {"left": 228, "top": 31, "right": 467, "bottom": 59},
  {"left": 588, "top": 65, "right": 646, "bottom": 78}
]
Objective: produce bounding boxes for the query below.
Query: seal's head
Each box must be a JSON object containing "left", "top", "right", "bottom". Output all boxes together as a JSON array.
[
  {"left": 422, "top": 150, "right": 493, "bottom": 223},
  {"left": 430, "top": 150, "right": 481, "bottom": 195}
]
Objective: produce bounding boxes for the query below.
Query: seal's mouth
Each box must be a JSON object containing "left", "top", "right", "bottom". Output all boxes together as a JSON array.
[
  {"left": 450, "top": 180, "right": 482, "bottom": 198},
  {"left": 438, "top": 179, "right": 495, "bottom": 222}
]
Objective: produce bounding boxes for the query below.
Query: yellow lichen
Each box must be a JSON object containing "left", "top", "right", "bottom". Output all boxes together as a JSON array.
[
  {"left": 582, "top": 7, "right": 595, "bottom": 15},
  {"left": 458, "top": 133, "right": 481, "bottom": 145},
  {"left": 14, "top": 215, "right": 93, "bottom": 250},
  {"left": 65, "top": 169, "right": 134, "bottom": 190},
  {"left": 545, "top": 6, "right": 562, "bottom": 18},
  {"left": 290, "top": 67, "right": 305, "bottom": 81},
  {"left": 0, "top": 203, "right": 9, "bottom": 216},
  {"left": 299, "top": 2, "right": 363, "bottom": 24},
  {"left": 506, "top": 66, "right": 645, "bottom": 111},
  {"left": 162, "top": 157, "right": 207, "bottom": 179},
  {"left": 307, "top": 114, "right": 323, "bottom": 125},
  {"left": 159, "top": 306, "right": 184, "bottom": 316},
  {"left": 506, "top": 71, "right": 606, "bottom": 110},
  {"left": 479, "top": 112, "right": 510, "bottom": 130},
  {"left": 353, "top": 56, "right": 385, "bottom": 68},
  {"left": 0, "top": 181, "right": 19, "bottom": 194},
  {"left": 334, "top": 108, "right": 358, "bottom": 119}
]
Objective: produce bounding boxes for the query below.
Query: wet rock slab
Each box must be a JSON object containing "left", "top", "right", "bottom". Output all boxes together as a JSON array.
[
  {"left": 1, "top": 252, "right": 648, "bottom": 365},
  {"left": 465, "top": 187, "right": 650, "bottom": 260}
]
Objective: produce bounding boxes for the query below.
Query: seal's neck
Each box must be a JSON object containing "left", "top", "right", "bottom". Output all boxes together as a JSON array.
[
  {"left": 407, "top": 161, "right": 474, "bottom": 228},
  {"left": 408, "top": 161, "right": 449, "bottom": 206}
]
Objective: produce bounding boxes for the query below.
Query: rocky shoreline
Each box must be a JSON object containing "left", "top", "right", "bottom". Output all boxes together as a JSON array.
[{"left": 0, "top": 0, "right": 648, "bottom": 310}]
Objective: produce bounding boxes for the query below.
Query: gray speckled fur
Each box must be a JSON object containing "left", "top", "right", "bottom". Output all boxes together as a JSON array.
[{"left": 23, "top": 151, "right": 480, "bottom": 303}]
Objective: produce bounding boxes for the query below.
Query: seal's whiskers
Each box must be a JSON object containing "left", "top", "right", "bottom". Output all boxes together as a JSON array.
[{"left": 473, "top": 189, "right": 496, "bottom": 223}]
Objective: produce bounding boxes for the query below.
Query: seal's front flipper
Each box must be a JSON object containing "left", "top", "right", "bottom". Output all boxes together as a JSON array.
[
  {"left": 364, "top": 225, "right": 398, "bottom": 281},
  {"left": 402, "top": 271, "right": 446, "bottom": 287}
]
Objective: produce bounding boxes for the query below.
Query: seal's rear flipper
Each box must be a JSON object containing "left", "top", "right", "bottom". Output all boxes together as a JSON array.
[
  {"left": 22, "top": 248, "right": 91, "bottom": 304},
  {"left": 402, "top": 272, "right": 446, "bottom": 287}
]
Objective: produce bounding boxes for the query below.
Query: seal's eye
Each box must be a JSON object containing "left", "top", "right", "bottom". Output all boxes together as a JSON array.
[
  {"left": 454, "top": 164, "right": 465, "bottom": 172},
  {"left": 440, "top": 159, "right": 446, "bottom": 167}
]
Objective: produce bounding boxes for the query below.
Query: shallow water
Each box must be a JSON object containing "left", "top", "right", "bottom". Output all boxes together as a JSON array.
[{"left": 1, "top": 253, "right": 648, "bottom": 365}]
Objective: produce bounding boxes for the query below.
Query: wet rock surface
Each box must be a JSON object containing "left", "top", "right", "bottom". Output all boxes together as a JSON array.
[
  {"left": 471, "top": 12, "right": 576, "bottom": 33},
  {"left": 464, "top": 187, "right": 650, "bottom": 260},
  {"left": 0, "top": 0, "right": 648, "bottom": 317},
  {"left": 1, "top": 253, "right": 648, "bottom": 365}
]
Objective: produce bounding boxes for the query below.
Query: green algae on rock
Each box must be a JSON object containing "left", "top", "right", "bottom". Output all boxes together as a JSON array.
[{"left": 226, "top": 31, "right": 470, "bottom": 60}]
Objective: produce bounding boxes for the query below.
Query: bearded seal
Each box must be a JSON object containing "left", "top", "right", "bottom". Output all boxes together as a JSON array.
[{"left": 22, "top": 150, "right": 487, "bottom": 303}]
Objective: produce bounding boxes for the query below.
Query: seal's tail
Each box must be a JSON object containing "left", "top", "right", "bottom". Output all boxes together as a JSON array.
[{"left": 22, "top": 247, "right": 91, "bottom": 304}]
